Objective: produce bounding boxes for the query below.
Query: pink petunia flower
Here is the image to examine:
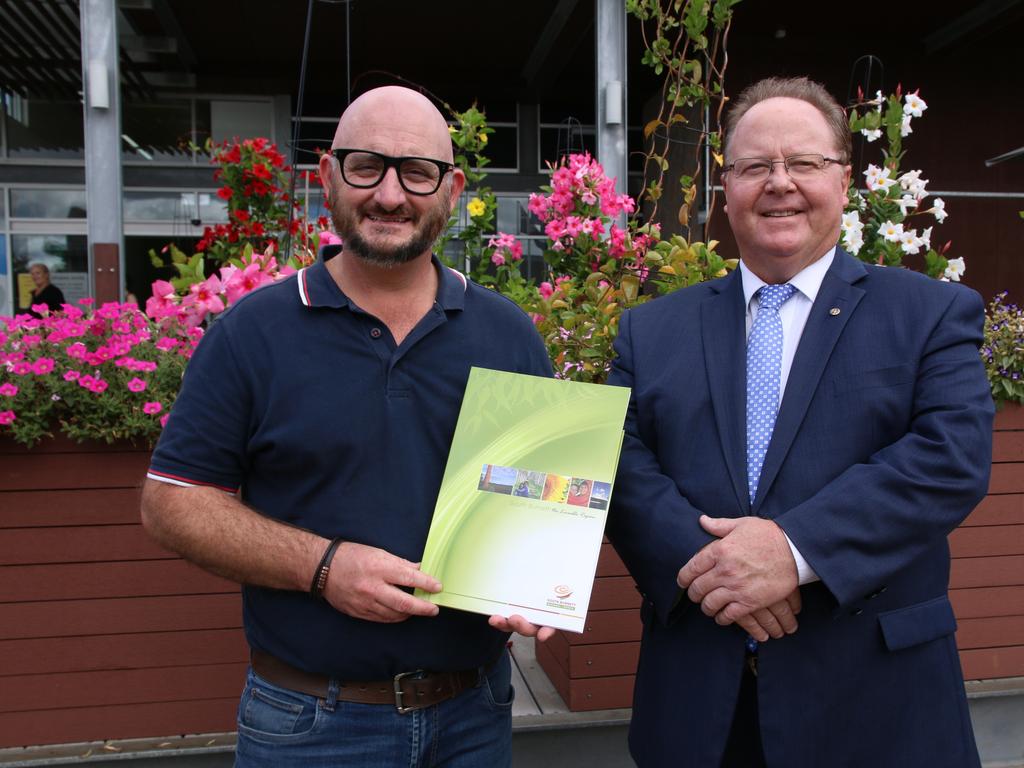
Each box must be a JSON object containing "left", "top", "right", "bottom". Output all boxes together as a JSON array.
[
  {"left": 127, "top": 377, "right": 148, "bottom": 392},
  {"left": 0, "top": 383, "right": 18, "bottom": 397},
  {"left": 143, "top": 401, "right": 163, "bottom": 415},
  {"left": 160, "top": 413, "right": 170, "bottom": 427},
  {"left": 0, "top": 410, "right": 15, "bottom": 425},
  {"left": 32, "top": 357, "right": 56, "bottom": 375}
]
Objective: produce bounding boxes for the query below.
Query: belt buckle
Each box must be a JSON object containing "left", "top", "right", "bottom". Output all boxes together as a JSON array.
[{"left": 393, "top": 670, "right": 424, "bottom": 713}]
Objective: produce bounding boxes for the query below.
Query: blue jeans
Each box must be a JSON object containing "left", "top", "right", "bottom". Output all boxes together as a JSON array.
[{"left": 234, "top": 651, "right": 514, "bottom": 767}]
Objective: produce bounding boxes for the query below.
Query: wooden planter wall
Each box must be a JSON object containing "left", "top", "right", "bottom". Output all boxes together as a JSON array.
[
  {"left": 0, "top": 437, "right": 247, "bottom": 749},
  {"left": 538, "top": 404, "right": 1024, "bottom": 711}
]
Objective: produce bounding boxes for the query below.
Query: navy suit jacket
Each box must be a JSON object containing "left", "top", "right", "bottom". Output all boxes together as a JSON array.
[{"left": 607, "top": 248, "right": 993, "bottom": 768}]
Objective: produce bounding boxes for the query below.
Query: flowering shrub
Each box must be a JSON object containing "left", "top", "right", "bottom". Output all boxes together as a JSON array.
[
  {"left": 0, "top": 300, "right": 199, "bottom": 447},
  {"left": 982, "top": 292, "right": 1024, "bottom": 406},
  {"left": 147, "top": 246, "right": 298, "bottom": 329},
  {"left": 484, "top": 153, "right": 732, "bottom": 382},
  {"left": 843, "top": 88, "right": 961, "bottom": 281},
  {"left": 194, "top": 138, "right": 327, "bottom": 265}
]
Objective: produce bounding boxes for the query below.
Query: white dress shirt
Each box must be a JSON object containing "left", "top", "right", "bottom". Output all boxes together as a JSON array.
[{"left": 739, "top": 247, "right": 837, "bottom": 584}]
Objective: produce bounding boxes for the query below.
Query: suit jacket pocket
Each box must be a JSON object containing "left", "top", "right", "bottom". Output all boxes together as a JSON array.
[
  {"left": 831, "top": 363, "right": 915, "bottom": 396},
  {"left": 878, "top": 595, "right": 957, "bottom": 651}
]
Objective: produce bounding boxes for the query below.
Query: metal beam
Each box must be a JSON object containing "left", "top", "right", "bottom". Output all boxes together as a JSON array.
[
  {"left": 924, "top": 0, "right": 1022, "bottom": 53},
  {"left": 595, "top": 0, "right": 627, "bottom": 197},
  {"left": 80, "top": 0, "right": 125, "bottom": 301}
]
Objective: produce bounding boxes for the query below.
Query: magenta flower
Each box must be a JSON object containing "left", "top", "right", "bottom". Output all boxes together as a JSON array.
[
  {"left": 491, "top": 252, "right": 506, "bottom": 267},
  {"left": 0, "top": 383, "right": 18, "bottom": 397},
  {"left": 143, "top": 401, "right": 163, "bottom": 415},
  {"left": 127, "top": 377, "right": 147, "bottom": 393},
  {"left": 319, "top": 231, "right": 342, "bottom": 246},
  {"left": 63, "top": 370, "right": 80, "bottom": 382},
  {"left": 32, "top": 357, "right": 56, "bottom": 375},
  {"left": 0, "top": 410, "right": 15, "bottom": 425},
  {"left": 160, "top": 413, "right": 170, "bottom": 427},
  {"left": 30, "top": 303, "right": 49, "bottom": 316},
  {"left": 538, "top": 282, "right": 554, "bottom": 299}
]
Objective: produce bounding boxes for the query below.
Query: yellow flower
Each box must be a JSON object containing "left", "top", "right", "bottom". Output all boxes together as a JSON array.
[
  {"left": 479, "top": 133, "right": 488, "bottom": 145},
  {"left": 448, "top": 125, "right": 457, "bottom": 135},
  {"left": 467, "top": 197, "right": 486, "bottom": 218}
]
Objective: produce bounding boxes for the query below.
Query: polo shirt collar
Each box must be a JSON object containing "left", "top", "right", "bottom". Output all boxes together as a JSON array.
[{"left": 296, "top": 244, "right": 468, "bottom": 310}]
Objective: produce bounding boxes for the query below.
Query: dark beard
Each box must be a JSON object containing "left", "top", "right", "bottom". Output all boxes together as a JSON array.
[{"left": 330, "top": 186, "right": 451, "bottom": 268}]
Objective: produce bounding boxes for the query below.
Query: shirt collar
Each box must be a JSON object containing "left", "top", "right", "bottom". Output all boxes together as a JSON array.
[
  {"left": 740, "top": 246, "right": 836, "bottom": 310},
  {"left": 296, "top": 245, "right": 468, "bottom": 310}
]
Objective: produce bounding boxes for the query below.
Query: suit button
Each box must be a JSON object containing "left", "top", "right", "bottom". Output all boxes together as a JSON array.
[{"left": 370, "top": 327, "right": 382, "bottom": 339}]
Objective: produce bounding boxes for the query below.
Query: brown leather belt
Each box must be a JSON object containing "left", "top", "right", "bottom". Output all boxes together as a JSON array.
[{"left": 250, "top": 650, "right": 482, "bottom": 713}]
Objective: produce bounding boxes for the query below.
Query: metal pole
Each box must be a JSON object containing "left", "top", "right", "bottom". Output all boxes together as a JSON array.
[
  {"left": 80, "top": 0, "right": 124, "bottom": 302},
  {"left": 595, "top": 0, "right": 628, "bottom": 198}
]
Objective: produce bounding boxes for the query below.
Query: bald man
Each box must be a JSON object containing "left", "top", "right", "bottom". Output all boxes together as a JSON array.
[{"left": 142, "top": 86, "right": 553, "bottom": 767}]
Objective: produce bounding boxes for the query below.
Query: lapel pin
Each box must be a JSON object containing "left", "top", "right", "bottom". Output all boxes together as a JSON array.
[{"left": 829, "top": 307, "right": 841, "bottom": 316}]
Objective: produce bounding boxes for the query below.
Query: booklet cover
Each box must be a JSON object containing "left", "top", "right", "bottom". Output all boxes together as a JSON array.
[{"left": 416, "top": 367, "right": 630, "bottom": 633}]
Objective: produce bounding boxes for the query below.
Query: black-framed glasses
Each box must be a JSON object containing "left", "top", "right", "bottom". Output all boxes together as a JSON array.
[
  {"left": 331, "top": 148, "right": 454, "bottom": 196},
  {"left": 722, "top": 153, "right": 845, "bottom": 182}
]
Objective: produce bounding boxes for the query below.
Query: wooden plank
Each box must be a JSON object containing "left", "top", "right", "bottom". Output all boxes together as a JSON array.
[
  {"left": 567, "top": 608, "right": 642, "bottom": 646},
  {"left": 955, "top": 616, "right": 1024, "bottom": 650},
  {"left": 0, "top": 594, "right": 242, "bottom": 640},
  {"left": 950, "top": 555, "right": 1024, "bottom": 589},
  {"left": 596, "top": 542, "right": 629, "bottom": 577},
  {"left": 0, "top": 435, "right": 150, "bottom": 455},
  {"left": 950, "top": 585, "right": 1024, "bottom": 619},
  {"left": 961, "top": 495, "right": 1024, "bottom": 527},
  {"left": 989, "top": 464, "right": 1024, "bottom": 495},
  {"left": 0, "top": 452, "right": 150, "bottom": 491},
  {"left": 534, "top": 637, "right": 570, "bottom": 709},
  {"left": 0, "top": 524, "right": 173, "bottom": 565},
  {"left": 0, "top": 489, "right": 142, "bottom": 528},
  {"left": 541, "top": 629, "right": 570, "bottom": 675},
  {"left": 994, "top": 405, "right": 1024, "bottom": 431},
  {"left": 960, "top": 645, "right": 1024, "bottom": 681},
  {"left": 565, "top": 641, "right": 641, "bottom": 678},
  {"left": 993, "top": 431, "right": 1024, "bottom": 462},
  {"left": 566, "top": 675, "right": 635, "bottom": 711},
  {"left": 0, "top": 697, "right": 238, "bottom": 750},
  {"left": 0, "top": 559, "right": 234, "bottom": 603},
  {"left": 589, "top": 576, "right": 641, "bottom": 611},
  {"left": 0, "top": 662, "right": 248, "bottom": 713},
  {"left": 0, "top": 628, "right": 248, "bottom": 676},
  {"left": 948, "top": 524, "right": 1024, "bottom": 558}
]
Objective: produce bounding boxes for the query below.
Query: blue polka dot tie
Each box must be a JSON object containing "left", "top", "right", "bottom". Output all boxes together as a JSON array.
[
  {"left": 744, "top": 283, "right": 796, "bottom": 655},
  {"left": 746, "top": 283, "right": 797, "bottom": 503}
]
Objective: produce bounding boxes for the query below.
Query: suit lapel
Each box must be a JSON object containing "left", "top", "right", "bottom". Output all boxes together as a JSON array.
[
  {"left": 752, "top": 249, "right": 867, "bottom": 512},
  {"left": 701, "top": 270, "right": 750, "bottom": 513}
]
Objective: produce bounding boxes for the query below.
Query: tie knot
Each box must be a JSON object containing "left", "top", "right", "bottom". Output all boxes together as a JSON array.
[{"left": 757, "top": 283, "right": 796, "bottom": 311}]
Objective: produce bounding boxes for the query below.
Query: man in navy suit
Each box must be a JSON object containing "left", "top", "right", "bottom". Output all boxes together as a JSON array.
[{"left": 607, "top": 76, "right": 993, "bottom": 767}]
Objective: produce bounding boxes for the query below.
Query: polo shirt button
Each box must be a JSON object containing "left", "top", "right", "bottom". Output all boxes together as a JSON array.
[{"left": 370, "top": 327, "right": 382, "bottom": 339}]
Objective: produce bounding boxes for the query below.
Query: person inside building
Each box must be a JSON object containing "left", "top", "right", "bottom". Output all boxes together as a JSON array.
[{"left": 25, "top": 263, "right": 65, "bottom": 316}]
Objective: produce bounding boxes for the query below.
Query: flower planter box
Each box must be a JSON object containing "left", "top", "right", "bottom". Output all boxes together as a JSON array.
[
  {"left": 537, "top": 403, "right": 1024, "bottom": 711},
  {"left": 0, "top": 436, "right": 247, "bottom": 749}
]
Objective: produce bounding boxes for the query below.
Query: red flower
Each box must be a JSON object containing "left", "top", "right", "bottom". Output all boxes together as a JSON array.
[
  {"left": 250, "top": 163, "right": 272, "bottom": 180},
  {"left": 216, "top": 187, "right": 232, "bottom": 200}
]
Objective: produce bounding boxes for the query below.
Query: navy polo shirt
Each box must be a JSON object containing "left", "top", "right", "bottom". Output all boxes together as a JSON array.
[{"left": 149, "top": 248, "right": 552, "bottom": 679}]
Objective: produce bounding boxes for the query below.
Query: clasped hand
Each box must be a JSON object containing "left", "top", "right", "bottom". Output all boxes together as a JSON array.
[
  {"left": 323, "top": 542, "right": 553, "bottom": 640},
  {"left": 676, "top": 515, "right": 801, "bottom": 641}
]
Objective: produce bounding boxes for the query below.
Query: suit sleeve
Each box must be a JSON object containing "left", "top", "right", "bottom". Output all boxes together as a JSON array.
[
  {"left": 606, "top": 309, "right": 715, "bottom": 624},
  {"left": 775, "top": 286, "right": 994, "bottom": 608}
]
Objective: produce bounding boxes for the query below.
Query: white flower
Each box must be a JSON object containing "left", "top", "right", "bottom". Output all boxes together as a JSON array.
[
  {"left": 898, "top": 170, "right": 928, "bottom": 198},
  {"left": 904, "top": 92, "right": 927, "bottom": 118},
  {"left": 861, "top": 128, "right": 882, "bottom": 142},
  {"left": 51, "top": 393, "right": 61, "bottom": 401},
  {"left": 864, "top": 164, "right": 897, "bottom": 192},
  {"left": 897, "top": 195, "right": 919, "bottom": 216},
  {"left": 900, "top": 113, "right": 913, "bottom": 137},
  {"left": 880, "top": 220, "right": 904, "bottom": 242},
  {"left": 841, "top": 211, "right": 863, "bottom": 232},
  {"left": 843, "top": 228, "right": 864, "bottom": 255},
  {"left": 920, "top": 226, "right": 932, "bottom": 250},
  {"left": 874, "top": 90, "right": 885, "bottom": 112},
  {"left": 900, "top": 229, "right": 922, "bottom": 255},
  {"left": 929, "top": 197, "right": 948, "bottom": 223},
  {"left": 943, "top": 257, "right": 965, "bottom": 282}
]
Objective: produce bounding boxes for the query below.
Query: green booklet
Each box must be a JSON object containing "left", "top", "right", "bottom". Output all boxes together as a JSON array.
[{"left": 416, "top": 367, "right": 630, "bottom": 633}]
